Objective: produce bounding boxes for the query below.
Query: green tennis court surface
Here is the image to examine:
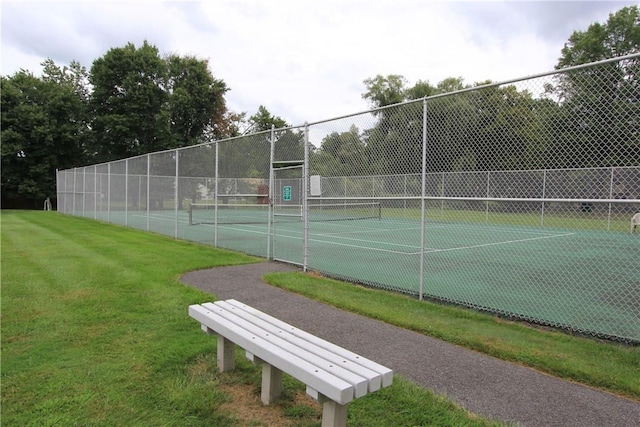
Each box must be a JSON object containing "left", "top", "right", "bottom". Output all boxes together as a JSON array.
[{"left": 89, "top": 208, "right": 639, "bottom": 341}]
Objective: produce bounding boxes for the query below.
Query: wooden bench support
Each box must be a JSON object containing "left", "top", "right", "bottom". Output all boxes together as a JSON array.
[{"left": 189, "top": 299, "right": 393, "bottom": 427}]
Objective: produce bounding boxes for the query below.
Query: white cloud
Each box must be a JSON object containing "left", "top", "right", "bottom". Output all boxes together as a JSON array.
[{"left": 1, "top": 0, "right": 636, "bottom": 128}]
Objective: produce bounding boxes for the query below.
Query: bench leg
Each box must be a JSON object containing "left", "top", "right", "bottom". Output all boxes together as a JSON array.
[
  {"left": 260, "top": 363, "right": 283, "bottom": 405},
  {"left": 217, "top": 335, "right": 235, "bottom": 372},
  {"left": 321, "top": 400, "right": 348, "bottom": 427}
]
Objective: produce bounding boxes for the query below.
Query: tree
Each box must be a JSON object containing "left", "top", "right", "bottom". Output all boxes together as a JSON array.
[
  {"left": 313, "top": 125, "right": 367, "bottom": 176},
  {"left": 89, "top": 41, "right": 167, "bottom": 161},
  {"left": 89, "top": 41, "right": 231, "bottom": 163},
  {"left": 362, "top": 74, "right": 408, "bottom": 110},
  {"left": 165, "top": 54, "right": 230, "bottom": 143},
  {"left": 1, "top": 62, "right": 89, "bottom": 206},
  {"left": 552, "top": 5, "right": 640, "bottom": 167},
  {"left": 248, "top": 105, "right": 288, "bottom": 132}
]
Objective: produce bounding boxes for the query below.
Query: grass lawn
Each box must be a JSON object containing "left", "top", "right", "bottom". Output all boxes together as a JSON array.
[{"left": 2, "top": 211, "right": 504, "bottom": 426}]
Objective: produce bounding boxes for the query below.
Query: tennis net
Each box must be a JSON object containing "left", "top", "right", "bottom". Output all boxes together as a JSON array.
[{"left": 189, "top": 201, "right": 381, "bottom": 225}]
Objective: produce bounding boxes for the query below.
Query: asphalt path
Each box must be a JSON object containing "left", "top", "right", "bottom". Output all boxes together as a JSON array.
[{"left": 181, "top": 262, "right": 640, "bottom": 427}]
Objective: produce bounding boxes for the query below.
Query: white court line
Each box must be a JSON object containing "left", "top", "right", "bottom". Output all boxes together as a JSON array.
[
  {"left": 423, "top": 222, "right": 568, "bottom": 236},
  {"left": 423, "top": 232, "right": 576, "bottom": 254},
  {"left": 307, "top": 236, "right": 422, "bottom": 255},
  {"left": 317, "top": 226, "right": 421, "bottom": 236},
  {"left": 132, "top": 213, "right": 575, "bottom": 256}
]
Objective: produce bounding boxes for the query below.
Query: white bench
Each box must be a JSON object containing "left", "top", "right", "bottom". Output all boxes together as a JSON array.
[{"left": 189, "top": 299, "right": 393, "bottom": 427}]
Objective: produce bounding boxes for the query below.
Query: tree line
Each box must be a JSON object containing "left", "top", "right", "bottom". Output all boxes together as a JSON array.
[
  {"left": 312, "top": 6, "right": 639, "bottom": 178},
  {"left": 1, "top": 41, "right": 286, "bottom": 207},
  {"left": 2, "top": 6, "right": 638, "bottom": 207}
]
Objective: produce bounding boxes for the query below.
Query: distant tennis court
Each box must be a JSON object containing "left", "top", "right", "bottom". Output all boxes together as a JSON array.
[{"left": 123, "top": 206, "right": 633, "bottom": 342}]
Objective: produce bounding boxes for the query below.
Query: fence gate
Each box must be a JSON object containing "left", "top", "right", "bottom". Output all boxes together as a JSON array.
[{"left": 271, "top": 162, "right": 305, "bottom": 265}]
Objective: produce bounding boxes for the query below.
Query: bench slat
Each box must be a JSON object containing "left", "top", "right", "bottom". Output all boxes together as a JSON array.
[
  {"left": 209, "top": 300, "right": 382, "bottom": 393},
  {"left": 189, "top": 304, "right": 355, "bottom": 404},
  {"left": 200, "top": 302, "right": 370, "bottom": 399},
  {"left": 223, "top": 299, "right": 393, "bottom": 388}
]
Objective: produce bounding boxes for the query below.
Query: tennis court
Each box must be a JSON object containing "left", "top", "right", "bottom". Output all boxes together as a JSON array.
[
  {"left": 124, "top": 205, "right": 635, "bottom": 342},
  {"left": 57, "top": 56, "right": 640, "bottom": 342}
]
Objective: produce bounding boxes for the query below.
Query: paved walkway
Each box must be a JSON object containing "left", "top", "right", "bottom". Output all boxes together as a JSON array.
[{"left": 181, "top": 262, "right": 640, "bottom": 427}]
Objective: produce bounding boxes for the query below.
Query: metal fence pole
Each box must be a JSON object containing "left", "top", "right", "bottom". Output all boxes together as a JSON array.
[
  {"left": 125, "top": 159, "right": 129, "bottom": 227},
  {"left": 214, "top": 143, "right": 219, "bottom": 247},
  {"left": 419, "top": 98, "right": 428, "bottom": 300},
  {"left": 303, "top": 123, "right": 310, "bottom": 272},
  {"left": 107, "top": 163, "right": 111, "bottom": 223},
  {"left": 268, "top": 125, "right": 275, "bottom": 260},
  {"left": 146, "top": 154, "right": 150, "bottom": 232},
  {"left": 174, "top": 150, "right": 179, "bottom": 239}
]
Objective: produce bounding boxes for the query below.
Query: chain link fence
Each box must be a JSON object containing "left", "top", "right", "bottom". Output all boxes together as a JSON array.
[{"left": 57, "top": 55, "right": 640, "bottom": 342}]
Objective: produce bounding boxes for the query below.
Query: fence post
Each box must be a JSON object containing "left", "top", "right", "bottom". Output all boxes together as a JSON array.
[
  {"left": 175, "top": 149, "right": 179, "bottom": 239},
  {"left": 125, "top": 159, "right": 129, "bottom": 227},
  {"left": 146, "top": 154, "right": 150, "bottom": 232},
  {"left": 303, "top": 123, "right": 310, "bottom": 272},
  {"left": 214, "top": 143, "right": 219, "bottom": 247},
  {"left": 419, "top": 98, "right": 428, "bottom": 301},
  {"left": 268, "top": 125, "right": 275, "bottom": 260},
  {"left": 107, "top": 163, "right": 111, "bottom": 223}
]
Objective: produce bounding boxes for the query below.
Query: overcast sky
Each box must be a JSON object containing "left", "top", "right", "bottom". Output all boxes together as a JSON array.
[{"left": 1, "top": 0, "right": 637, "bottom": 127}]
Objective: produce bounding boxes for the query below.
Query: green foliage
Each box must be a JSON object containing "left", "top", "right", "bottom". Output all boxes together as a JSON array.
[
  {"left": 313, "top": 125, "right": 367, "bottom": 176},
  {"left": 362, "top": 74, "right": 408, "bottom": 109},
  {"left": 558, "top": 6, "right": 639, "bottom": 67},
  {"left": 1, "top": 63, "right": 88, "bottom": 202},
  {"left": 552, "top": 5, "right": 640, "bottom": 168},
  {"left": 2, "top": 41, "right": 237, "bottom": 203},
  {"left": 248, "top": 105, "right": 289, "bottom": 132},
  {"left": 347, "top": 6, "right": 640, "bottom": 177},
  {"left": 89, "top": 41, "right": 231, "bottom": 162}
]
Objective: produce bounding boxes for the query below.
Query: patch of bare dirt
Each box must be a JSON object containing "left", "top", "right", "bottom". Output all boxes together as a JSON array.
[{"left": 218, "top": 383, "right": 320, "bottom": 427}]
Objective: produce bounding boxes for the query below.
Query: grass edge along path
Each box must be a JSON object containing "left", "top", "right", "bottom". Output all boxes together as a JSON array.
[
  {"left": 263, "top": 272, "right": 640, "bottom": 401},
  {"left": 2, "top": 211, "right": 502, "bottom": 426}
]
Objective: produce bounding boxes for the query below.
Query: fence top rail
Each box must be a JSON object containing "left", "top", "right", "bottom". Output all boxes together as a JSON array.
[{"left": 308, "top": 196, "right": 640, "bottom": 203}]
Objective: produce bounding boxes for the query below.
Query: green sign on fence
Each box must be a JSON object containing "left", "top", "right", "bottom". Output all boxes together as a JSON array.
[{"left": 282, "top": 186, "right": 292, "bottom": 201}]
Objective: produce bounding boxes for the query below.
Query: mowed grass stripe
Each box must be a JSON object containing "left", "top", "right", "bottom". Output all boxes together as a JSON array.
[{"left": 2, "top": 211, "right": 503, "bottom": 426}]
